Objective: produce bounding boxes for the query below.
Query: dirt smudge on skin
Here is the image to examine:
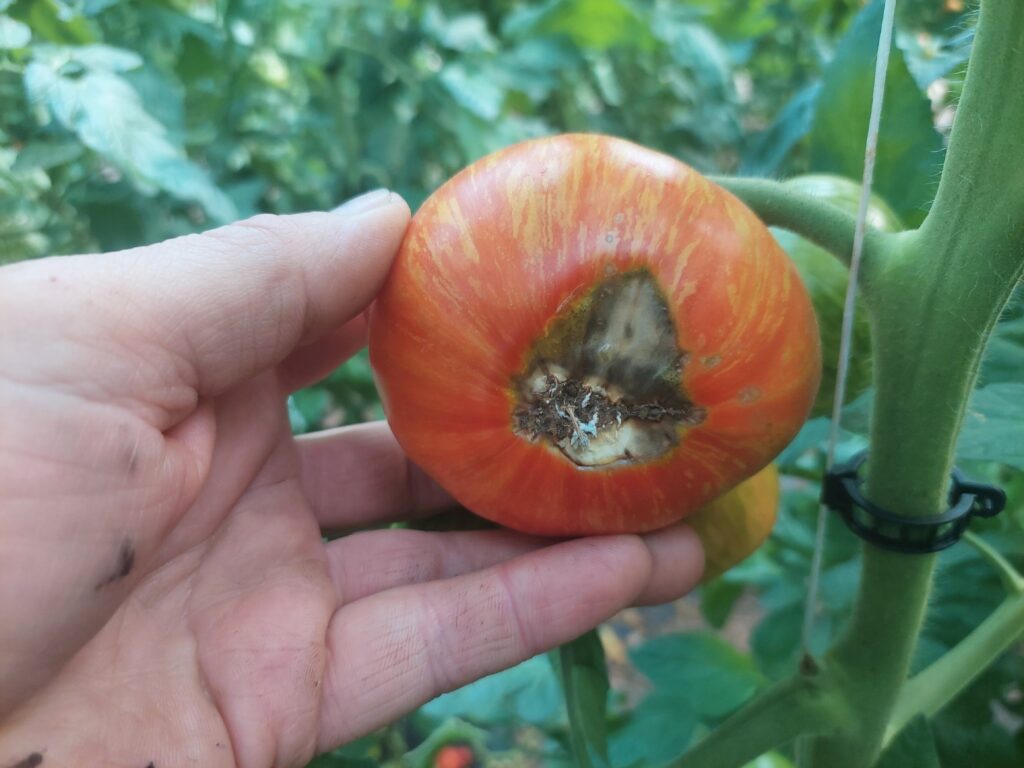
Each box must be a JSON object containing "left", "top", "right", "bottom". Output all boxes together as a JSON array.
[
  {"left": 7, "top": 753, "right": 43, "bottom": 768},
  {"left": 94, "top": 537, "right": 135, "bottom": 590}
]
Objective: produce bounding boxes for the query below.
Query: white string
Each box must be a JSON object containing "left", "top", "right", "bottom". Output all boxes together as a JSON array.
[{"left": 800, "top": 0, "right": 900, "bottom": 653}]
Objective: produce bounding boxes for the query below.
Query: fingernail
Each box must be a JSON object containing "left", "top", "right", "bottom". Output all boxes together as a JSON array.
[{"left": 332, "top": 188, "right": 394, "bottom": 216}]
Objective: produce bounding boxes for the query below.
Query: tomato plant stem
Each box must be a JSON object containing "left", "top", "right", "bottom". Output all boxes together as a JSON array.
[
  {"left": 806, "top": 0, "right": 1024, "bottom": 763},
  {"left": 712, "top": 177, "right": 879, "bottom": 270},
  {"left": 920, "top": 0, "right": 1024, "bottom": 276},
  {"left": 694, "top": 2, "right": 1024, "bottom": 765}
]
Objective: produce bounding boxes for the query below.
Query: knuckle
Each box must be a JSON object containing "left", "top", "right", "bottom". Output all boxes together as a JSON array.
[{"left": 201, "top": 214, "right": 302, "bottom": 278}]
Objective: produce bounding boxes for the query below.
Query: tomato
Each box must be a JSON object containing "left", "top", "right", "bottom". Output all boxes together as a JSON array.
[
  {"left": 688, "top": 464, "right": 779, "bottom": 582},
  {"left": 369, "top": 134, "right": 820, "bottom": 536},
  {"left": 773, "top": 175, "right": 902, "bottom": 416},
  {"left": 433, "top": 744, "right": 477, "bottom": 768}
]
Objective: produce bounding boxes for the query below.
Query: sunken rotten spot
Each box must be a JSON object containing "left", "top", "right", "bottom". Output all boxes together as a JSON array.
[
  {"left": 94, "top": 537, "right": 136, "bottom": 590},
  {"left": 7, "top": 754, "right": 43, "bottom": 768},
  {"left": 513, "top": 269, "right": 705, "bottom": 467}
]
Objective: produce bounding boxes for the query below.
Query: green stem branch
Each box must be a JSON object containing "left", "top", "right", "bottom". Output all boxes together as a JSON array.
[
  {"left": 711, "top": 176, "right": 882, "bottom": 269},
  {"left": 887, "top": 592, "right": 1024, "bottom": 743},
  {"left": 670, "top": 672, "right": 847, "bottom": 768},
  {"left": 919, "top": 0, "right": 1024, "bottom": 270},
  {"left": 964, "top": 532, "right": 1024, "bottom": 595}
]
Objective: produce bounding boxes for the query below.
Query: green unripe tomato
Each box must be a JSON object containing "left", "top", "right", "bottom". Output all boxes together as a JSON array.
[{"left": 772, "top": 174, "right": 903, "bottom": 416}]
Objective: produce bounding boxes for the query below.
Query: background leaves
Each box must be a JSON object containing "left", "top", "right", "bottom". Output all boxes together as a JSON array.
[{"left": 808, "top": 0, "right": 944, "bottom": 226}]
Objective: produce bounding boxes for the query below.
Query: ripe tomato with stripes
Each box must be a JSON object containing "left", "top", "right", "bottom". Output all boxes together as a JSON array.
[{"left": 369, "top": 134, "right": 819, "bottom": 536}]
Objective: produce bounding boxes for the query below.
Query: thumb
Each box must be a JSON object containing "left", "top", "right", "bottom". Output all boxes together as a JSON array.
[{"left": 4, "top": 190, "right": 410, "bottom": 427}]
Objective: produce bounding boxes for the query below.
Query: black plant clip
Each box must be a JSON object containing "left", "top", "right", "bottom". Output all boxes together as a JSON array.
[{"left": 822, "top": 451, "right": 1007, "bottom": 554}]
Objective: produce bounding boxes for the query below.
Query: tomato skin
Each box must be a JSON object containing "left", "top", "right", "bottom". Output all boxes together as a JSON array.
[
  {"left": 369, "top": 134, "right": 820, "bottom": 536},
  {"left": 688, "top": 464, "right": 779, "bottom": 582}
]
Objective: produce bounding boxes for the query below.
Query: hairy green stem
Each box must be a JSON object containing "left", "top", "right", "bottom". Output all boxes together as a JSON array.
[
  {"left": 670, "top": 672, "right": 847, "bottom": 768},
  {"left": 806, "top": 1, "right": 1024, "bottom": 765},
  {"left": 920, "top": 0, "right": 1024, "bottom": 268},
  {"left": 886, "top": 592, "right": 1024, "bottom": 743},
  {"left": 711, "top": 177, "right": 879, "bottom": 269}
]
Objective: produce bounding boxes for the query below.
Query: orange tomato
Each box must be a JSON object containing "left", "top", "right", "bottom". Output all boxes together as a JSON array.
[{"left": 369, "top": 134, "right": 819, "bottom": 536}]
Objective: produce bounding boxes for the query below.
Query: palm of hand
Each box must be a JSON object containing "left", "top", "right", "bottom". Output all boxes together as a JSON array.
[{"left": 4, "top": 324, "right": 337, "bottom": 765}]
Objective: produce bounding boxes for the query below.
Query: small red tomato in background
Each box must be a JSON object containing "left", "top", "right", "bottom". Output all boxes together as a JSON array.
[
  {"left": 433, "top": 744, "right": 478, "bottom": 768},
  {"left": 369, "top": 134, "right": 819, "bottom": 536}
]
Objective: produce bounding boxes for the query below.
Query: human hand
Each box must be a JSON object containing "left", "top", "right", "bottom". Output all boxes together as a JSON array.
[{"left": 0, "top": 190, "right": 704, "bottom": 767}]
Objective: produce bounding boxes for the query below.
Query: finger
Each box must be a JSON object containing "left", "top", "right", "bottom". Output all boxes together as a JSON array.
[
  {"left": 297, "top": 421, "right": 454, "bottom": 529},
  {"left": 317, "top": 535, "right": 654, "bottom": 749},
  {"left": 4, "top": 190, "right": 409, "bottom": 429},
  {"left": 633, "top": 522, "right": 705, "bottom": 605},
  {"left": 277, "top": 312, "right": 368, "bottom": 393},
  {"left": 143, "top": 192, "right": 408, "bottom": 401},
  {"left": 325, "top": 528, "right": 549, "bottom": 604}
]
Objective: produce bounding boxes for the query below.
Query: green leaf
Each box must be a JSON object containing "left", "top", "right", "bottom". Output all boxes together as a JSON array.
[
  {"left": 741, "top": 83, "right": 821, "bottom": 176},
  {"left": 933, "top": 718, "right": 1024, "bottom": 767},
  {"left": 290, "top": 387, "right": 330, "bottom": 433},
  {"left": 14, "top": 0, "right": 95, "bottom": 45},
  {"left": 0, "top": 15, "right": 31, "bottom": 48},
  {"left": 496, "top": 38, "right": 580, "bottom": 104},
  {"left": 439, "top": 62, "right": 505, "bottom": 121},
  {"left": 12, "top": 139, "right": 84, "bottom": 171},
  {"left": 286, "top": 396, "right": 309, "bottom": 435},
  {"left": 808, "top": 0, "right": 944, "bottom": 225},
  {"left": 505, "top": 0, "right": 654, "bottom": 51},
  {"left": 609, "top": 692, "right": 697, "bottom": 767},
  {"left": 980, "top": 315, "right": 1024, "bottom": 386},
  {"left": 751, "top": 602, "right": 805, "bottom": 679},
  {"left": 776, "top": 417, "right": 831, "bottom": 467},
  {"left": 877, "top": 717, "right": 941, "bottom": 768},
  {"left": 699, "top": 578, "right": 745, "bottom": 629},
  {"left": 842, "top": 382, "right": 1024, "bottom": 469},
  {"left": 423, "top": 7, "right": 496, "bottom": 53},
  {"left": 24, "top": 45, "right": 236, "bottom": 223},
  {"left": 659, "top": 20, "right": 732, "bottom": 95},
  {"left": 421, "top": 655, "right": 563, "bottom": 726},
  {"left": 304, "top": 756, "right": 375, "bottom": 768},
  {"left": 896, "top": 27, "right": 974, "bottom": 90},
  {"left": 551, "top": 631, "right": 611, "bottom": 768},
  {"left": 744, "top": 754, "right": 796, "bottom": 768},
  {"left": 450, "top": 112, "right": 551, "bottom": 165},
  {"left": 82, "top": 0, "right": 121, "bottom": 15},
  {"left": 956, "top": 383, "right": 1024, "bottom": 469},
  {"left": 630, "top": 632, "right": 764, "bottom": 718}
]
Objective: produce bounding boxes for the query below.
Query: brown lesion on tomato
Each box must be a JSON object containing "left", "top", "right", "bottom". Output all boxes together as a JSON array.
[{"left": 512, "top": 269, "right": 705, "bottom": 467}]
